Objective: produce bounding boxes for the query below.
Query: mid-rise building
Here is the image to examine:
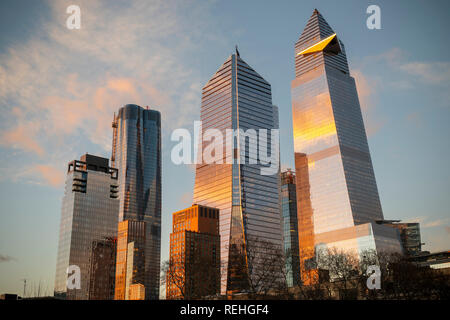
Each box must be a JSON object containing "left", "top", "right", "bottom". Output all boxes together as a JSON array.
[
  {"left": 410, "top": 251, "right": 450, "bottom": 272},
  {"left": 376, "top": 220, "right": 422, "bottom": 256},
  {"left": 166, "top": 204, "right": 220, "bottom": 299},
  {"left": 114, "top": 220, "right": 146, "bottom": 300},
  {"left": 54, "top": 154, "right": 119, "bottom": 299}
]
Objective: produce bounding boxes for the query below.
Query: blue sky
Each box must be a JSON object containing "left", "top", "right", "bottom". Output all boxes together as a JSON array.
[{"left": 0, "top": 0, "right": 449, "bottom": 296}]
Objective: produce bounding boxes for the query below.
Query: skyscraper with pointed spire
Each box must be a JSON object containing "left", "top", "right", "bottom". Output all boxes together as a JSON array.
[
  {"left": 193, "top": 50, "right": 282, "bottom": 294},
  {"left": 292, "top": 10, "right": 402, "bottom": 283}
]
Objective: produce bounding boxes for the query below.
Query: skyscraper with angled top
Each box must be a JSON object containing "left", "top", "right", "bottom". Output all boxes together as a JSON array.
[
  {"left": 193, "top": 50, "right": 282, "bottom": 295},
  {"left": 111, "top": 104, "right": 161, "bottom": 299},
  {"left": 291, "top": 10, "right": 402, "bottom": 283}
]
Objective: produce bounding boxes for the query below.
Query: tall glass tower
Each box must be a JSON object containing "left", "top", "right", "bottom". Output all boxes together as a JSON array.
[
  {"left": 111, "top": 104, "right": 161, "bottom": 300},
  {"left": 292, "top": 10, "right": 402, "bottom": 283},
  {"left": 193, "top": 50, "right": 282, "bottom": 294},
  {"left": 54, "top": 154, "right": 119, "bottom": 299},
  {"left": 280, "top": 170, "right": 300, "bottom": 287}
]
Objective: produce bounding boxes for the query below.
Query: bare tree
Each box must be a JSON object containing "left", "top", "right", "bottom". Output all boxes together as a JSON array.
[
  {"left": 226, "top": 236, "right": 287, "bottom": 298},
  {"left": 162, "top": 256, "right": 187, "bottom": 299},
  {"left": 163, "top": 245, "right": 221, "bottom": 300},
  {"left": 315, "top": 247, "right": 360, "bottom": 299},
  {"left": 359, "top": 250, "right": 450, "bottom": 300}
]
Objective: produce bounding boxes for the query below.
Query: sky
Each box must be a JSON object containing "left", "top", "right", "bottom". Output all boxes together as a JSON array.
[{"left": 0, "top": 0, "right": 449, "bottom": 296}]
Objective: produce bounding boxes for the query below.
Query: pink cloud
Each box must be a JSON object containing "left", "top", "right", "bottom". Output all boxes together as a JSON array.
[
  {"left": 34, "top": 75, "right": 170, "bottom": 150},
  {"left": 107, "top": 78, "right": 137, "bottom": 94},
  {"left": 33, "top": 165, "right": 65, "bottom": 187},
  {"left": 0, "top": 124, "right": 44, "bottom": 156},
  {"left": 41, "top": 96, "right": 91, "bottom": 135},
  {"left": 0, "top": 0, "right": 212, "bottom": 187}
]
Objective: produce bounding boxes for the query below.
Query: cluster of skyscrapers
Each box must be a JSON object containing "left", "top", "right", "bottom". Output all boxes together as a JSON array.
[
  {"left": 54, "top": 10, "right": 420, "bottom": 300},
  {"left": 55, "top": 105, "right": 162, "bottom": 300}
]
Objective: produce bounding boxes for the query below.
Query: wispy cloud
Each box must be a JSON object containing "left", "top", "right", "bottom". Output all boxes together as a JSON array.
[
  {"left": 399, "top": 62, "right": 450, "bottom": 85},
  {"left": 403, "top": 216, "right": 449, "bottom": 229},
  {"left": 0, "top": 124, "right": 44, "bottom": 156},
  {"left": 352, "top": 47, "right": 450, "bottom": 137},
  {"left": 0, "top": 0, "right": 223, "bottom": 187},
  {"left": 34, "top": 165, "right": 65, "bottom": 187},
  {"left": 362, "top": 48, "right": 450, "bottom": 91}
]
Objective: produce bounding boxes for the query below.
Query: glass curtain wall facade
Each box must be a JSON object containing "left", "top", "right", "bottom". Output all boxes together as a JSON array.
[
  {"left": 193, "top": 51, "right": 282, "bottom": 294},
  {"left": 292, "top": 10, "right": 398, "bottom": 283},
  {"left": 375, "top": 221, "right": 422, "bottom": 256},
  {"left": 114, "top": 220, "right": 146, "bottom": 300},
  {"left": 281, "top": 170, "right": 301, "bottom": 287},
  {"left": 111, "top": 104, "right": 161, "bottom": 300},
  {"left": 54, "top": 154, "right": 119, "bottom": 299}
]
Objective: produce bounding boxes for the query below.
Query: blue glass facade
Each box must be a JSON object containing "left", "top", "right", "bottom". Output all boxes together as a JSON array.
[{"left": 112, "top": 104, "right": 161, "bottom": 300}]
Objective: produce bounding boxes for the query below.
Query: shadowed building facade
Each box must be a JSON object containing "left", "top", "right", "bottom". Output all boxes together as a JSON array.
[
  {"left": 111, "top": 104, "right": 161, "bottom": 299},
  {"left": 281, "top": 170, "right": 301, "bottom": 287},
  {"left": 193, "top": 50, "right": 282, "bottom": 294},
  {"left": 88, "top": 237, "right": 117, "bottom": 300},
  {"left": 291, "top": 10, "right": 402, "bottom": 283},
  {"left": 54, "top": 154, "right": 119, "bottom": 299},
  {"left": 375, "top": 220, "right": 422, "bottom": 256}
]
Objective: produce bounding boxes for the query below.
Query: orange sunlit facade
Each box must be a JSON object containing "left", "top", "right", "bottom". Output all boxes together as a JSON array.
[
  {"left": 114, "top": 220, "right": 146, "bottom": 300},
  {"left": 295, "top": 153, "right": 317, "bottom": 285},
  {"left": 129, "top": 283, "right": 146, "bottom": 300},
  {"left": 166, "top": 204, "right": 220, "bottom": 299}
]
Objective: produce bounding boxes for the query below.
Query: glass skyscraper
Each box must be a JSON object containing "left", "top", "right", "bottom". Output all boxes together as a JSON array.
[
  {"left": 292, "top": 10, "right": 402, "bottom": 283},
  {"left": 193, "top": 50, "right": 282, "bottom": 294},
  {"left": 111, "top": 104, "right": 161, "bottom": 300},
  {"left": 280, "top": 170, "right": 301, "bottom": 287},
  {"left": 54, "top": 154, "right": 119, "bottom": 299}
]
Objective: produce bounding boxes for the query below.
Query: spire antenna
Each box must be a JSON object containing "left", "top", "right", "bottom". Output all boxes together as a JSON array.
[{"left": 235, "top": 45, "right": 240, "bottom": 57}]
